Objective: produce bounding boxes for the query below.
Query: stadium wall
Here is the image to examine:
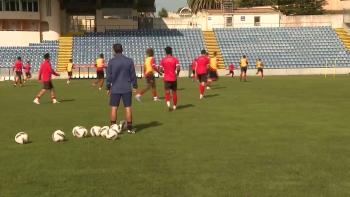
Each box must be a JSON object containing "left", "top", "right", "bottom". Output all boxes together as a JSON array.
[
  {"left": 280, "top": 14, "right": 343, "bottom": 27},
  {"left": 324, "top": 0, "right": 350, "bottom": 10},
  {"left": 0, "top": 31, "right": 40, "bottom": 46},
  {"left": 39, "top": 0, "right": 61, "bottom": 40}
]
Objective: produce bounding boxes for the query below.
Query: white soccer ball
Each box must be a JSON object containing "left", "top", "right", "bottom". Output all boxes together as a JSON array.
[
  {"left": 15, "top": 132, "right": 29, "bottom": 144},
  {"left": 106, "top": 128, "right": 118, "bottom": 140},
  {"left": 90, "top": 126, "right": 101, "bottom": 137},
  {"left": 52, "top": 130, "right": 65, "bottom": 142},
  {"left": 100, "top": 126, "right": 109, "bottom": 138},
  {"left": 110, "top": 124, "right": 121, "bottom": 133},
  {"left": 75, "top": 127, "right": 88, "bottom": 138},
  {"left": 119, "top": 120, "right": 127, "bottom": 131},
  {"left": 72, "top": 126, "right": 81, "bottom": 136}
]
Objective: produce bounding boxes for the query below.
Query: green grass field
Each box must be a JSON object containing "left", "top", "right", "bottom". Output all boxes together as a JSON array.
[{"left": 1, "top": 76, "right": 350, "bottom": 197}]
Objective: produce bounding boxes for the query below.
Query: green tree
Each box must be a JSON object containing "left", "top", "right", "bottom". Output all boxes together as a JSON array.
[
  {"left": 273, "top": 0, "right": 325, "bottom": 15},
  {"left": 187, "top": 0, "right": 222, "bottom": 14},
  {"left": 158, "top": 8, "right": 169, "bottom": 18}
]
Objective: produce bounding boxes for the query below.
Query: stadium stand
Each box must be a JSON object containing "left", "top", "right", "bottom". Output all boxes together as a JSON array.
[
  {"left": 214, "top": 26, "right": 350, "bottom": 68},
  {"left": 0, "top": 41, "right": 59, "bottom": 72},
  {"left": 72, "top": 29, "right": 207, "bottom": 70}
]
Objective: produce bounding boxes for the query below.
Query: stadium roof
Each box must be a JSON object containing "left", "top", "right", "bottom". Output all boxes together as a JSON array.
[{"left": 59, "top": 0, "right": 155, "bottom": 12}]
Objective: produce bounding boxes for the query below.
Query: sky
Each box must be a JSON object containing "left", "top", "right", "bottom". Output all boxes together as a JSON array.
[{"left": 155, "top": 0, "right": 188, "bottom": 12}]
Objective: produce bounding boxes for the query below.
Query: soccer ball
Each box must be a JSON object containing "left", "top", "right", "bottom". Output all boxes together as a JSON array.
[
  {"left": 72, "top": 126, "right": 81, "bottom": 136},
  {"left": 52, "top": 130, "right": 65, "bottom": 142},
  {"left": 110, "top": 124, "right": 121, "bottom": 133},
  {"left": 90, "top": 126, "right": 101, "bottom": 137},
  {"left": 119, "top": 120, "right": 127, "bottom": 131},
  {"left": 15, "top": 132, "right": 29, "bottom": 144},
  {"left": 100, "top": 126, "right": 109, "bottom": 138},
  {"left": 106, "top": 128, "right": 118, "bottom": 140},
  {"left": 74, "top": 127, "right": 88, "bottom": 138}
]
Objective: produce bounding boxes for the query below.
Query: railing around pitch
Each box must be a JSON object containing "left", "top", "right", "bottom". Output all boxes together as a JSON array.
[
  {"left": 212, "top": 22, "right": 332, "bottom": 28},
  {"left": 0, "top": 65, "right": 191, "bottom": 80}
]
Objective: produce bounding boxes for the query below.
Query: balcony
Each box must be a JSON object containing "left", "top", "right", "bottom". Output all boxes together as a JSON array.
[{"left": 0, "top": 11, "right": 40, "bottom": 20}]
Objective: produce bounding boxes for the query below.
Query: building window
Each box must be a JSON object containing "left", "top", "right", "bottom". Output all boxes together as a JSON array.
[
  {"left": 46, "top": 0, "right": 51, "bottom": 16},
  {"left": 4, "top": 0, "right": 20, "bottom": 11},
  {"left": 102, "top": 8, "right": 132, "bottom": 19},
  {"left": 226, "top": 17, "right": 232, "bottom": 27},
  {"left": 254, "top": 16, "right": 260, "bottom": 26},
  {"left": 21, "top": 0, "right": 38, "bottom": 12},
  {"left": 0, "top": 0, "right": 3, "bottom": 11}
]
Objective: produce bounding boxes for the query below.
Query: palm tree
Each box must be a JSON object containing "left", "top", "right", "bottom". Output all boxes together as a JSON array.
[{"left": 187, "top": 0, "right": 222, "bottom": 14}]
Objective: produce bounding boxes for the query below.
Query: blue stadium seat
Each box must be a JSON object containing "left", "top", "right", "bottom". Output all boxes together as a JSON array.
[
  {"left": 72, "top": 29, "right": 207, "bottom": 68},
  {"left": 214, "top": 26, "right": 350, "bottom": 68},
  {"left": 0, "top": 40, "right": 58, "bottom": 71}
]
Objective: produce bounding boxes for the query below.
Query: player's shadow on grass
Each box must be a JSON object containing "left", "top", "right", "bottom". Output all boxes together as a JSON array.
[
  {"left": 211, "top": 86, "right": 227, "bottom": 89},
  {"left": 59, "top": 99, "right": 75, "bottom": 103},
  {"left": 135, "top": 121, "right": 162, "bottom": 132},
  {"left": 177, "top": 88, "right": 185, "bottom": 91},
  {"left": 205, "top": 94, "right": 219, "bottom": 98},
  {"left": 176, "top": 104, "right": 195, "bottom": 110},
  {"left": 26, "top": 141, "right": 33, "bottom": 144}
]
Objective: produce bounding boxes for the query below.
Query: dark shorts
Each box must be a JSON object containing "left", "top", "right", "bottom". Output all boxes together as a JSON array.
[
  {"left": 96, "top": 70, "right": 104, "bottom": 79},
  {"left": 146, "top": 74, "right": 155, "bottom": 83},
  {"left": 209, "top": 70, "right": 218, "bottom": 79},
  {"left": 15, "top": 71, "right": 22, "bottom": 77},
  {"left": 43, "top": 81, "right": 54, "bottom": 90},
  {"left": 257, "top": 67, "right": 263, "bottom": 72},
  {"left": 109, "top": 92, "right": 132, "bottom": 107},
  {"left": 229, "top": 71, "right": 234, "bottom": 74},
  {"left": 68, "top": 71, "right": 73, "bottom": 77},
  {"left": 164, "top": 80, "right": 177, "bottom": 91},
  {"left": 197, "top": 74, "right": 207, "bottom": 83},
  {"left": 192, "top": 70, "right": 195, "bottom": 75},
  {"left": 25, "top": 72, "right": 31, "bottom": 77},
  {"left": 241, "top": 67, "right": 247, "bottom": 73}
]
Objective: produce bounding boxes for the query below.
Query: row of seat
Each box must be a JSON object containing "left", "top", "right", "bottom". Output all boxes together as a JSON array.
[{"left": 214, "top": 26, "right": 350, "bottom": 67}]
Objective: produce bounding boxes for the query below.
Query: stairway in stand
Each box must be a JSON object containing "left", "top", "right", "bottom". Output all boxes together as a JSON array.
[
  {"left": 202, "top": 31, "right": 225, "bottom": 69},
  {"left": 334, "top": 28, "right": 350, "bottom": 51},
  {"left": 56, "top": 32, "right": 83, "bottom": 72}
]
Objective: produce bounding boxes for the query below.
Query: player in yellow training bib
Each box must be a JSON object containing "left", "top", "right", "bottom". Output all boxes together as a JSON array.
[
  {"left": 239, "top": 55, "right": 248, "bottom": 82},
  {"left": 92, "top": 54, "right": 106, "bottom": 90},
  {"left": 135, "top": 48, "right": 162, "bottom": 101},
  {"left": 66, "top": 59, "right": 75, "bottom": 84},
  {"left": 207, "top": 51, "right": 219, "bottom": 89},
  {"left": 255, "top": 59, "right": 264, "bottom": 78}
]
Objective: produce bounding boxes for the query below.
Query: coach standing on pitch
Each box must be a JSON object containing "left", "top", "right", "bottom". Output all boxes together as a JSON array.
[{"left": 106, "top": 43, "right": 138, "bottom": 134}]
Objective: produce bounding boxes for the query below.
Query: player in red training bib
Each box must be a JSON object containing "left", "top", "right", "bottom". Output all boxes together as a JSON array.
[
  {"left": 159, "top": 46, "right": 180, "bottom": 112},
  {"left": 226, "top": 62, "right": 235, "bottom": 77},
  {"left": 12, "top": 57, "right": 24, "bottom": 87},
  {"left": 191, "top": 59, "right": 197, "bottom": 82},
  {"left": 195, "top": 50, "right": 209, "bottom": 99},
  {"left": 23, "top": 61, "right": 31, "bottom": 82},
  {"left": 33, "top": 53, "right": 60, "bottom": 104},
  {"left": 135, "top": 48, "right": 162, "bottom": 101}
]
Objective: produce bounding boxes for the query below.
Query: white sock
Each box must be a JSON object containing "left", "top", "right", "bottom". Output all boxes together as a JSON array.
[{"left": 166, "top": 101, "right": 170, "bottom": 107}]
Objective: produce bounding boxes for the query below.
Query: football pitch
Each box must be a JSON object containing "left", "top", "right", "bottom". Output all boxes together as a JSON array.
[{"left": 1, "top": 76, "right": 350, "bottom": 197}]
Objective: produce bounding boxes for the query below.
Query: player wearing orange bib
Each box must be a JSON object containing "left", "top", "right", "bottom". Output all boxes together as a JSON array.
[
  {"left": 92, "top": 54, "right": 106, "bottom": 90},
  {"left": 239, "top": 55, "right": 248, "bottom": 82},
  {"left": 135, "top": 48, "right": 162, "bottom": 101},
  {"left": 207, "top": 51, "right": 219, "bottom": 89},
  {"left": 66, "top": 59, "right": 75, "bottom": 84},
  {"left": 255, "top": 59, "right": 264, "bottom": 78}
]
